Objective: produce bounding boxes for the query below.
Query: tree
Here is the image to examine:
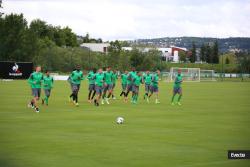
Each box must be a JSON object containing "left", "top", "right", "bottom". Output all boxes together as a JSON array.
[
  {"left": 190, "top": 42, "right": 196, "bottom": 63},
  {"left": 62, "top": 26, "right": 78, "bottom": 47},
  {"left": 130, "top": 48, "right": 143, "bottom": 69},
  {"left": 0, "top": 13, "right": 29, "bottom": 61},
  {"left": 0, "top": 0, "right": 3, "bottom": 17},
  {"left": 205, "top": 44, "right": 212, "bottom": 63},
  {"left": 200, "top": 44, "right": 206, "bottom": 62},
  {"left": 212, "top": 41, "right": 219, "bottom": 63},
  {"left": 179, "top": 50, "right": 186, "bottom": 62}
]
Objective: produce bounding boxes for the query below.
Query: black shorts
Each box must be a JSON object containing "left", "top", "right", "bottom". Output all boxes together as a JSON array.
[
  {"left": 88, "top": 84, "right": 95, "bottom": 91},
  {"left": 127, "top": 84, "right": 133, "bottom": 92},
  {"left": 44, "top": 89, "right": 51, "bottom": 97},
  {"left": 32, "top": 88, "right": 41, "bottom": 98}
]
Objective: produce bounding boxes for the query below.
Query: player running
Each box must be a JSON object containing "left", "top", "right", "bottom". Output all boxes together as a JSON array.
[
  {"left": 102, "top": 67, "right": 113, "bottom": 104},
  {"left": 41, "top": 70, "right": 54, "bottom": 106},
  {"left": 93, "top": 68, "right": 105, "bottom": 106},
  {"left": 87, "top": 68, "right": 96, "bottom": 103},
  {"left": 125, "top": 67, "right": 136, "bottom": 103},
  {"left": 111, "top": 70, "right": 118, "bottom": 99},
  {"left": 143, "top": 70, "right": 152, "bottom": 102},
  {"left": 119, "top": 70, "right": 128, "bottom": 98},
  {"left": 171, "top": 69, "right": 183, "bottom": 105},
  {"left": 68, "top": 65, "right": 84, "bottom": 106},
  {"left": 132, "top": 72, "right": 143, "bottom": 104},
  {"left": 148, "top": 70, "right": 161, "bottom": 104},
  {"left": 28, "top": 66, "right": 43, "bottom": 112}
]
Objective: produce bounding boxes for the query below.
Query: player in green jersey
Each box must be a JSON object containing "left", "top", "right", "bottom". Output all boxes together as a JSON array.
[
  {"left": 68, "top": 65, "right": 84, "bottom": 106},
  {"left": 119, "top": 70, "right": 128, "bottom": 98},
  {"left": 148, "top": 70, "right": 160, "bottom": 104},
  {"left": 143, "top": 71, "right": 152, "bottom": 102},
  {"left": 93, "top": 68, "right": 105, "bottom": 106},
  {"left": 87, "top": 68, "right": 96, "bottom": 103},
  {"left": 111, "top": 70, "right": 118, "bottom": 99},
  {"left": 132, "top": 72, "right": 143, "bottom": 104},
  {"left": 171, "top": 69, "right": 183, "bottom": 105},
  {"left": 125, "top": 67, "right": 137, "bottom": 103},
  {"left": 28, "top": 66, "right": 43, "bottom": 112},
  {"left": 102, "top": 67, "right": 113, "bottom": 104},
  {"left": 41, "top": 70, "right": 54, "bottom": 106}
]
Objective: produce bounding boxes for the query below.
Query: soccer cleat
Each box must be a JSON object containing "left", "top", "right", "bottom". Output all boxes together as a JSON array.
[
  {"left": 177, "top": 102, "right": 182, "bottom": 106},
  {"left": 146, "top": 98, "right": 149, "bottom": 103},
  {"left": 105, "top": 98, "right": 110, "bottom": 104},
  {"left": 75, "top": 103, "right": 79, "bottom": 107},
  {"left": 35, "top": 107, "right": 39, "bottom": 113},
  {"left": 171, "top": 102, "right": 175, "bottom": 105},
  {"left": 112, "top": 96, "right": 116, "bottom": 100},
  {"left": 155, "top": 100, "right": 160, "bottom": 104},
  {"left": 101, "top": 100, "right": 104, "bottom": 105}
]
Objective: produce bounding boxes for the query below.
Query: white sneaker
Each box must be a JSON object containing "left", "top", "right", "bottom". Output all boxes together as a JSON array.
[
  {"left": 155, "top": 100, "right": 160, "bottom": 104},
  {"left": 105, "top": 98, "right": 110, "bottom": 104},
  {"left": 101, "top": 100, "right": 104, "bottom": 105}
]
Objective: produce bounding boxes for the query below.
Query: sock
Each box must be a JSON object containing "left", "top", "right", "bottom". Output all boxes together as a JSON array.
[
  {"left": 30, "top": 100, "right": 34, "bottom": 107},
  {"left": 171, "top": 95, "right": 175, "bottom": 103},
  {"left": 135, "top": 94, "right": 138, "bottom": 102},
  {"left": 88, "top": 91, "right": 92, "bottom": 100},
  {"left": 107, "top": 93, "right": 111, "bottom": 98},
  {"left": 45, "top": 96, "right": 49, "bottom": 105},
  {"left": 125, "top": 91, "right": 129, "bottom": 97},
  {"left": 120, "top": 91, "right": 123, "bottom": 96},
  {"left": 178, "top": 95, "right": 182, "bottom": 102},
  {"left": 75, "top": 94, "right": 78, "bottom": 103},
  {"left": 91, "top": 91, "right": 96, "bottom": 100},
  {"left": 70, "top": 93, "right": 74, "bottom": 98},
  {"left": 72, "top": 94, "right": 76, "bottom": 102}
]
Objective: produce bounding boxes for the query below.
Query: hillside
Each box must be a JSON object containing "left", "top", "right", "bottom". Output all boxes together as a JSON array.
[{"left": 130, "top": 37, "right": 250, "bottom": 52}]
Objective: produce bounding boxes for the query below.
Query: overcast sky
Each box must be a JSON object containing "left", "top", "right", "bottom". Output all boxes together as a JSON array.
[{"left": 2, "top": 0, "right": 250, "bottom": 40}]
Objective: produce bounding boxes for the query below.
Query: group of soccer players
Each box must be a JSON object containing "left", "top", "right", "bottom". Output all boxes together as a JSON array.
[
  {"left": 27, "top": 65, "right": 183, "bottom": 112},
  {"left": 27, "top": 66, "right": 53, "bottom": 112}
]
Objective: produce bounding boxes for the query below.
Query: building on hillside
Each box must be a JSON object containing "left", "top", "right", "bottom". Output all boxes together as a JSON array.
[
  {"left": 80, "top": 43, "right": 110, "bottom": 53},
  {"left": 122, "top": 46, "right": 187, "bottom": 62}
]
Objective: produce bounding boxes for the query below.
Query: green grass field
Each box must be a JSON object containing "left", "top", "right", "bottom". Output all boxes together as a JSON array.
[{"left": 0, "top": 80, "right": 249, "bottom": 167}]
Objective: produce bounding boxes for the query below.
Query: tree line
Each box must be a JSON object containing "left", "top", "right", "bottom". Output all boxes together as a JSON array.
[{"left": 0, "top": 13, "right": 249, "bottom": 73}]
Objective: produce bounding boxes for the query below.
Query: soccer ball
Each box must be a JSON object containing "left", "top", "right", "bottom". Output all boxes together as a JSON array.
[{"left": 116, "top": 117, "right": 124, "bottom": 124}]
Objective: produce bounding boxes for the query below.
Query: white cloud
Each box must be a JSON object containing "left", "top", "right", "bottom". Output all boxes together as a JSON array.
[{"left": 2, "top": 0, "right": 250, "bottom": 40}]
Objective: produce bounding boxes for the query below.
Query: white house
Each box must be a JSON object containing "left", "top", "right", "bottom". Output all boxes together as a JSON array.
[
  {"left": 80, "top": 43, "right": 110, "bottom": 53},
  {"left": 122, "top": 46, "right": 187, "bottom": 62}
]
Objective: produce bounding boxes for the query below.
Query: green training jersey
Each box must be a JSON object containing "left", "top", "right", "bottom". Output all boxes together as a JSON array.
[
  {"left": 87, "top": 71, "right": 95, "bottom": 85},
  {"left": 70, "top": 70, "right": 84, "bottom": 85},
  {"left": 174, "top": 74, "right": 183, "bottom": 88},
  {"left": 43, "top": 75, "right": 54, "bottom": 89},
  {"left": 151, "top": 74, "right": 159, "bottom": 87},
  {"left": 134, "top": 75, "right": 143, "bottom": 86},
  {"left": 104, "top": 71, "right": 113, "bottom": 84},
  {"left": 143, "top": 74, "right": 152, "bottom": 85},
  {"left": 121, "top": 73, "right": 128, "bottom": 85},
  {"left": 28, "top": 72, "right": 43, "bottom": 88},
  {"left": 112, "top": 73, "right": 118, "bottom": 84},
  {"left": 127, "top": 71, "right": 136, "bottom": 84},
  {"left": 95, "top": 72, "right": 104, "bottom": 87}
]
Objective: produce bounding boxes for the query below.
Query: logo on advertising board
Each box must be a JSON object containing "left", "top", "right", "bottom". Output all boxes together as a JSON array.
[{"left": 9, "top": 63, "right": 22, "bottom": 76}]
